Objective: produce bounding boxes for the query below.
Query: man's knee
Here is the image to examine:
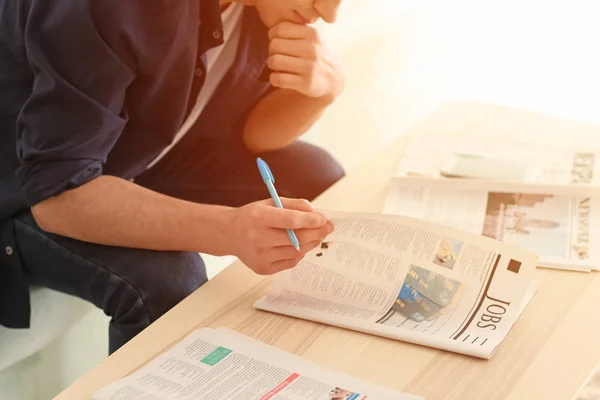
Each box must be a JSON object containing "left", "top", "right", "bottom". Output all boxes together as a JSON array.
[
  {"left": 103, "top": 251, "right": 206, "bottom": 352},
  {"left": 109, "top": 251, "right": 207, "bottom": 325},
  {"left": 142, "top": 252, "right": 207, "bottom": 321},
  {"left": 276, "top": 142, "right": 345, "bottom": 201},
  {"left": 309, "top": 146, "right": 345, "bottom": 198}
]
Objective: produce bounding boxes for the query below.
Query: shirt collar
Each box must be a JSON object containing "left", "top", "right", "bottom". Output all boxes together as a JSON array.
[{"left": 199, "top": 1, "right": 272, "bottom": 83}]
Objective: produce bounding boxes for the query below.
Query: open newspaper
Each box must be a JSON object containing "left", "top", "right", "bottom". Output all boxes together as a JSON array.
[
  {"left": 254, "top": 210, "right": 538, "bottom": 360},
  {"left": 92, "top": 327, "right": 420, "bottom": 400},
  {"left": 383, "top": 177, "right": 600, "bottom": 272}
]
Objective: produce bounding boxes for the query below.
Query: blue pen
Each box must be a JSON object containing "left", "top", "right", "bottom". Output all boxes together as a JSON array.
[{"left": 257, "top": 158, "right": 300, "bottom": 251}]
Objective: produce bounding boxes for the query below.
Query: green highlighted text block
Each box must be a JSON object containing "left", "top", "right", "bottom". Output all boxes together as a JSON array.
[{"left": 200, "top": 347, "right": 232, "bottom": 366}]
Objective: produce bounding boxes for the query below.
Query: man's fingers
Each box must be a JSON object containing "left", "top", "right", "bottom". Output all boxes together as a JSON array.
[
  {"left": 270, "top": 245, "right": 302, "bottom": 261},
  {"left": 270, "top": 234, "right": 329, "bottom": 259},
  {"left": 295, "top": 222, "right": 334, "bottom": 245},
  {"left": 299, "top": 239, "right": 324, "bottom": 254},
  {"left": 270, "top": 73, "right": 305, "bottom": 93},
  {"left": 278, "top": 197, "right": 314, "bottom": 212},
  {"left": 267, "top": 54, "right": 310, "bottom": 75},
  {"left": 265, "top": 222, "right": 332, "bottom": 247},
  {"left": 269, "top": 38, "right": 311, "bottom": 58},
  {"left": 268, "top": 21, "right": 316, "bottom": 40},
  {"left": 255, "top": 198, "right": 329, "bottom": 240},
  {"left": 270, "top": 239, "right": 323, "bottom": 271},
  {"left": 269, "top": 255, "right": 305, "bottom": 274},
  {"left": 269, "top": 259, "right": 297, "bottom": 274},
  {"left": 252, "top": 238, "right": 324, "bottom": 275},
  {"left": 258, "top": 198, "right": 326, "bottom": 229},
  {"left": 262, "top": 197, "right": 315, "bottom": 211},
  {"left": 263, "top": 206, "right": 326, "bottom": 229}
]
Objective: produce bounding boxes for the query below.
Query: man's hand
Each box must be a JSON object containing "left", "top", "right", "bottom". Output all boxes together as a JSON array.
[
  {"left": 229, "top": 198, "right": 334, "bottom": 275},
  {"left": 267, "top": 21, "right": 345, "bottom": 102}
]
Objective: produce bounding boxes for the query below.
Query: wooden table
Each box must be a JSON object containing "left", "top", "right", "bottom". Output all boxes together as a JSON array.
[{"left": 56, "top": 101, "right": 600, "bottom": 400}]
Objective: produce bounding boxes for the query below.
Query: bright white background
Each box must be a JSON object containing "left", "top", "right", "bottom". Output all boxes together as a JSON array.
[{"left": 314, "top": 0, "right": 600, "bottom": 172}]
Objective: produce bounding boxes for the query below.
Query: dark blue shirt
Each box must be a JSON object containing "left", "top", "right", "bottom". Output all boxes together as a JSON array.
[{"left": 0, "top": 0, "right": 272, "bottom": 327}]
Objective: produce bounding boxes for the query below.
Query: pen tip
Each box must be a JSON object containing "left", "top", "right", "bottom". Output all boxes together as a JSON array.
[{"left": 295, "top": 244, "right": 300, "bottom": 251}]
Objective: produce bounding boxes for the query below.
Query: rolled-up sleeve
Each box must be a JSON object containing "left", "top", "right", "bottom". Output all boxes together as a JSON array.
[{"left": 15, "top": 0, "right": 138, "bottom": 206}]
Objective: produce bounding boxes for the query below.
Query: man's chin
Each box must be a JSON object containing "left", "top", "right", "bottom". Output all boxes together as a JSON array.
[{"left": 259, "top": 13, "right": 307, "bottom": 28}]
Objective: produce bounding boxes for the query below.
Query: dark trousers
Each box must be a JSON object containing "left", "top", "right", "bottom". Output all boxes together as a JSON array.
[{"left": 13, "top": 138, "right": 344, "bottom": 353}]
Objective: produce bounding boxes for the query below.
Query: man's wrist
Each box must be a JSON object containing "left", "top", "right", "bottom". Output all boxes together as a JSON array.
[
  {"left": 191, "top": 204, "right": 237, "bottom": 257},
  {"left": 282, "top": 86, "right": 339, "bottom": 107},
  {"left": 317, "top": 90, "right": 339, "bottom": 106},
  {"left": 314, "top": 74, "right": 345, "bottom": 105}
]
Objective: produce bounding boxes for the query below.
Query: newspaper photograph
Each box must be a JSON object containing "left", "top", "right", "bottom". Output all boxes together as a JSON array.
[
  {"left": 254, "top": 210, "right": 538, "bottom": 359},
  {"left": 375, "top": 265, "right": 466, "bottom": 328},
  {"left": 91, "top": 327, "right": 420, "bottom": 400},
  {"left": 383, "top": 177, "right": 600, "bottom": 271}
]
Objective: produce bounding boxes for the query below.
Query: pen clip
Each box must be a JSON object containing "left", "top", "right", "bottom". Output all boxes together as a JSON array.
[{"left": 257, "top": 158, "right": 275, "bottom": 184}]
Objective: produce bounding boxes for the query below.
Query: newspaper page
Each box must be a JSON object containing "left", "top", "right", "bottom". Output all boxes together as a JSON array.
[
  {"left": 91, "top": 327, "right": 420, "bottom": 400},
  {"left": 383, "top": 177, "right": 600, "bottom": 272},
  {"left": 254, "top": 210, "right": 538, "bottom": 359},
  {"left": 396, "top": 135, "right": 600, "bottom": 186}
]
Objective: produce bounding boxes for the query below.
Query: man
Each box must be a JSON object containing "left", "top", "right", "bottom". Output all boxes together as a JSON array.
[{"left": 0, "top": 0, "right": 345, "bottom": 353}]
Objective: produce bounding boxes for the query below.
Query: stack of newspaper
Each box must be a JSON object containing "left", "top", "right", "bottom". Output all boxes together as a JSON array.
[
  {"left": 92, "top": 326, "right": 421, "bottom": 400},
  {"left": 385, "top": 134, "right": 600, "bottom": 272}
]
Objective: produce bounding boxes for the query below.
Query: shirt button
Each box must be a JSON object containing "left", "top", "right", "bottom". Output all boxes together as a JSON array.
[
  {"left": 213, "top": 30, "right": 221, "bottom": 39},
  {"left": 195, "top": 68, "right": 204, "bottom": 77},
  {"left": 5, "top": 246, "right": 13, "bottom": 256}
]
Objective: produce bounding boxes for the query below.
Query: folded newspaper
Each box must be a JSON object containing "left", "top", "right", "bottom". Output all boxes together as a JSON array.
[
  {"left": 254, "top": 210, "right": 538, "bottom": 360},
  {"left": 396, "top": 130, "right": 600, "bottom": 186},
  {"left": 384, "top": 177, "right": 599, "bottom": 272},
  {"left": 92, "top": 327, "right": 421, "bottom": 400}
]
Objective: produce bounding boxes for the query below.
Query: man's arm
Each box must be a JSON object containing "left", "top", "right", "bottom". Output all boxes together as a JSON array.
[
  {"left": 32, "top": 176, "right": 233, "bottom": 254},
  {"left": 243, "top": 88, "right": 332, "bottom": 153},
  {"left": 32, "top": 176, "right": 332, "bottom": 274},
  {"left": 242, "top": 22, "right": 344, "bottom": 153}
]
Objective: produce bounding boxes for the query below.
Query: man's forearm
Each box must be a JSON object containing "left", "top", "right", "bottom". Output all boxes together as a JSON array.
[
  {"left": 242, "top": 88, "right": 333, "bottom": 153},
  {"left": 31, "top": 176, "right": 233, "bottom": 255}
]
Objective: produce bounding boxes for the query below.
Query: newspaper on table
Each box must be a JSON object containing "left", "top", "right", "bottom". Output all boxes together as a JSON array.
[
  {"left": 383, "top": 177, "right": 600, "bottom": 272},
  {"left": 254, "top": 210, "right": 538, "bottom": 360},
  {"left": 396, "top": 135, "right": 600, "bottom": 186},
  {"left": 92, "top": 327, "right": 420, "bottom": 400}
]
